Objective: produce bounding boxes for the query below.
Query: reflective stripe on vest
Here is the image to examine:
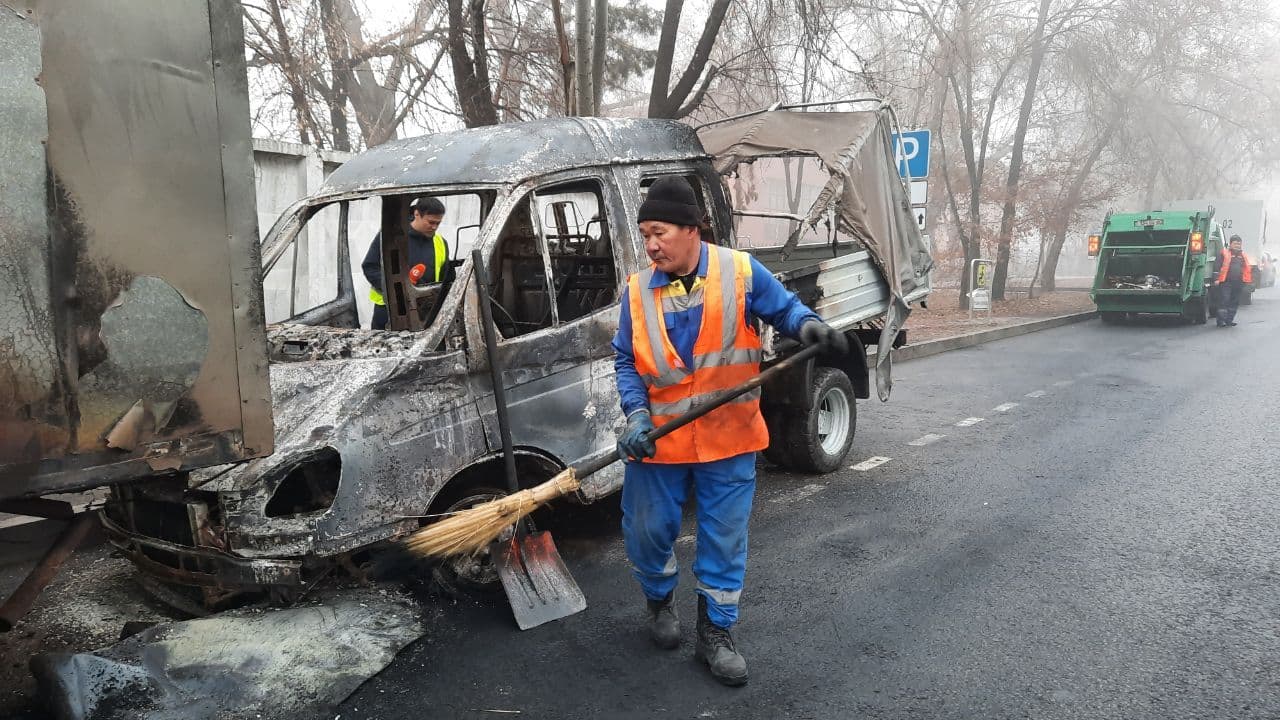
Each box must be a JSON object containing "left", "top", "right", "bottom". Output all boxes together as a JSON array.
[
  {"left": 627, "top": 244, "right": 768, "bottom": 464},
  {"left": 369, "top": 233, "right": 448, "bottom": 306}
]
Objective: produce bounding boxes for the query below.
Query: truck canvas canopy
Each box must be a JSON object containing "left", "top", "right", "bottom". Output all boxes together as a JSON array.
[{"left": 697, "top": 102, "right": 934, "bottom": 398}]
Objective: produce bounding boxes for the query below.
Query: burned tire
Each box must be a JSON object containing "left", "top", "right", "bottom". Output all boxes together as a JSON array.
[
  {"left": 427, "top": 486, "right": 519, "bottom": 596},
  {"left": 773, "top": 367, "right": 857, "bottom": 474}
]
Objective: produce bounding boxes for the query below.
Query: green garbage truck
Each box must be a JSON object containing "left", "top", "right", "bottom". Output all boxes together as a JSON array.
[{"left": 1088, "top": 209, "right": 1225, "bottom": 324}]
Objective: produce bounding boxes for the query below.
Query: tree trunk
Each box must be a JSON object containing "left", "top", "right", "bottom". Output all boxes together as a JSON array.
[
  {"left": 574, "top": 0, "right": 592, "bottom": 114},
  {"left": 783, "top": 157, "right": 807, "bottom": 238},
  {"left": 318, "top": 0, "right": 352, "bottom": 151},
  {"left": 447, "top": 0, "right": 499, "bottom": 127},
  {"left": 1039, "top": 125, "right": 1115, "bottom": 291},
  {"left": 937, "top": 117, "right": 980, "bottom": 309},
  {"left": 266, "top": 0, "right": 319, "bottom": 146},
  {"left": 591, "top": 0, "right": 608, "bottom": 114},
  {"left": 647, "top": 0, "right": 731, "bottom": 118},
  {"left": 991, "top": 0, "right": 1051, "bottom": 300},
  {"left": 550, "top": 0, "right": 573, "bottom": 114}
]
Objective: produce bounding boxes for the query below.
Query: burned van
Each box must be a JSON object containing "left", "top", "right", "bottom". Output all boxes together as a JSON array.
[{"left": 103, "top": 106, "right": 932, "bottom": 606}]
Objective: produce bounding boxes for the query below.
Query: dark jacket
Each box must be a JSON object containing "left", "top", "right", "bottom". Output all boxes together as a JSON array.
[
  {"left": 361, "top": 229, "right": 450, "bottom": 295},
  {"left": 1226, "top": 251, "right": 1246, "bottom": 283}
]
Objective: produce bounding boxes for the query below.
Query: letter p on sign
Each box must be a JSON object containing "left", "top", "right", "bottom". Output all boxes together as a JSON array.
[{"left": 892, "top": 129, "right": 932, "bottom": 180}]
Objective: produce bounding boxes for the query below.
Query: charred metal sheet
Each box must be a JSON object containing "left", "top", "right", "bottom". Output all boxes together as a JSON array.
[
  {"left": 266, "top": 324, "right": 419, "bottom": 362},
  {"left": 0, "top": 0, "right": 273, "bottom": 498},
  {"left": 318, "top": 117, "right": 707, "bottom": 199},
  {"left": 0, "top": 3, "right": 66, "bottom": 466},
  {"left": 79, "top": 276, "right": 209, "bottom": 448},
  {"left": 31, "top": 588, "right": 423, "bottom": 720}
]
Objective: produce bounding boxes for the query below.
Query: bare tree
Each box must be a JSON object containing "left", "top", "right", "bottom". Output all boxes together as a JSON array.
[
  {"left": 244, "top": 0, "right": 448, "bottom": 148},
  {"left": 648, "top": 0, "right": 734, "bottom": 118},
  {"left": 989, "top": 0, "right": 1053, "bottom": 299}
]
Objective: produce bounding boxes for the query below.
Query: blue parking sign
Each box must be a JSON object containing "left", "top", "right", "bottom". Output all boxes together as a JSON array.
[{"left": 892, "top": 129, "right": 931, "bottom": 179}]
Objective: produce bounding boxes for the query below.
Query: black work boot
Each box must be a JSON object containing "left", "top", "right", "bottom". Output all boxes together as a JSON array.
[
  {"left": 646, "top": 592, "right": 680, "bottom": 649},
  {"left": 695, "top": 595, "right": 748, "bottom": 686}
]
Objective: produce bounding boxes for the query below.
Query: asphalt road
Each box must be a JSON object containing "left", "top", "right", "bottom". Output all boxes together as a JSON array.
[{"left": 336, "top": 291, "right": 1280, "bottom": 720}]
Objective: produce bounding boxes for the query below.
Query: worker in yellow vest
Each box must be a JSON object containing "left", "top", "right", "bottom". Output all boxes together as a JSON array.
[{"left": 361, "top": 196, "right": 449, "bottom": 329}]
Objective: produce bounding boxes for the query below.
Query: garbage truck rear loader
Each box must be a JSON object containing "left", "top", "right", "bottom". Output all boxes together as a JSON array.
[{"left": 1088, "top": 209, "right": 1223, "bottom": 324}]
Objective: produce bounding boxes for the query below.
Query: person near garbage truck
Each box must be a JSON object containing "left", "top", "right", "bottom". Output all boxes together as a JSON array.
[
  {"left": 361, "top": 196, "right": 450, "bottom": 330},
  {"left": 1216, "top": 235, "right": 1253, "bottom": 327},
  {"left": 611, "top": 176, "right": 849, "bottom": 686}
]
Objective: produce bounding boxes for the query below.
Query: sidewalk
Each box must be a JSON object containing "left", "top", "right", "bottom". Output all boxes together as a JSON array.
[{"left": 905, "top": 289, "right": 1095, "bottom": 344}]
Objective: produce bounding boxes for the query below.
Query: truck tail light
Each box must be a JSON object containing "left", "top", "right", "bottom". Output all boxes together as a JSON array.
[
  {"left": 1189, "top": 232, "right": 1204, "bottom": 253},
  {"left": 1087, "top": 234, "right": 1100, "bottom": 256}
]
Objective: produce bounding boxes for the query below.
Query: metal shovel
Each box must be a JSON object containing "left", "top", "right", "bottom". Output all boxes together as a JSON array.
[{"left": 472, "top": 249, "right": 587, "bottom": 630}]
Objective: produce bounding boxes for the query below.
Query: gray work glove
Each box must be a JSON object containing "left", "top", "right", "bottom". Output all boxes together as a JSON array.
[
  {"left": 618, "top": 410, "right": 657, "bottom": 461},
  {"left": 800, "top": 319, "right": 850, "bottom": 356}
]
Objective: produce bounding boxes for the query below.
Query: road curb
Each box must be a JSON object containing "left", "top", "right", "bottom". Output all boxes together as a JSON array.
[{"left": 891, "top": 310, "right": 1098, "bottom": 363}]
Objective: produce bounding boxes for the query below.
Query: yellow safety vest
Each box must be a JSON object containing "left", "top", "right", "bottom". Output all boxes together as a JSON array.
[{"left": 369, "top": 233, "right": 448, "bottom": 306}]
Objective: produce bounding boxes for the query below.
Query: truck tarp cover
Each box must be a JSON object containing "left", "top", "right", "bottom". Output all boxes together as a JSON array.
[{"left": 697, "top": 108, "right": 933, "bottom": 399}]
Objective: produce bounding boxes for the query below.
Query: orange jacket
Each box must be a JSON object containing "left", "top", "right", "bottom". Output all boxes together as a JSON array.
[
  {"left": 627, "top": 245, "right": 768, "bottom": 464},
  {"left": 1217, "top": 250, "right": 1253, "bottom": 285}
]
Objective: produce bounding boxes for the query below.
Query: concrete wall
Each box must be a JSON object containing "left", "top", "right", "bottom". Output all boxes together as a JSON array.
[{"left": 253, "top": 139, "right": 380, "bottom": 327}]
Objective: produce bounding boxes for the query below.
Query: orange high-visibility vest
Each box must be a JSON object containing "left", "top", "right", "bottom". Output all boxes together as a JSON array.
[
  {"left": 627, "top": 244, "right": 769, "bottom": 464},
  {"left": 1217, "top": 250, "right": 1253, "bottom": 285}
]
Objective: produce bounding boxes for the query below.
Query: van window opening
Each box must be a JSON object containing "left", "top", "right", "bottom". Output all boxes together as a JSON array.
[{"left": 488, "top": 178, "right": 619, "bottom": 339}]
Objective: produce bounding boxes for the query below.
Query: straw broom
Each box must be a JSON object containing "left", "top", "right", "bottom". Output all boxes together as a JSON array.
[
  {"left": 401, "top": 343, "right": 824, "bottom": 559},
  {"left": 402, "top": 466, "right": 581, "bottom": 558}
]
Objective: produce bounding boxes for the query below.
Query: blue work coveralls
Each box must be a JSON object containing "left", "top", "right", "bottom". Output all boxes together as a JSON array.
[{"left": 612, "top": 242, "right": 818, "bottom": 628}]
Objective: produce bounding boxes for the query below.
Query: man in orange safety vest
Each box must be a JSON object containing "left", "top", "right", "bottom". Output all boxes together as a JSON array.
[{"left": 612, "top": 176, "right": 847, "bottom": 686}]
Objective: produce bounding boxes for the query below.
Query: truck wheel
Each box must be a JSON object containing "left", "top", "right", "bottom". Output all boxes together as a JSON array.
[
  {"left": 778, "top": 367, "right": 857, "bottom": 474},
  {"left": 1241, "top": 289, "right": 1253, "bottom": 305},
  {"left": 1099, "top": 312, "right": 1125, "bottom": 324}
]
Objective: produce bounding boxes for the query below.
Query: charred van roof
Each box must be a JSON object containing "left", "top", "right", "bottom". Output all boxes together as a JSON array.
[{"left": 319, "top": 117, "right": 707, "bottom": 196}]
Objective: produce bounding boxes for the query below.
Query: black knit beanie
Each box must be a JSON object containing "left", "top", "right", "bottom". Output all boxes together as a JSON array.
[{"left": 638, "top": 177, "right": 703, "bottom": 227}]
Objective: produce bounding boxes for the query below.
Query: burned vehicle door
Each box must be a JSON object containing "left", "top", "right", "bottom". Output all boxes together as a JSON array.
[
  {"left": 466, "top": 171, "right": 631, "bottom": 495},
  {"left": 262, "top": 201, "right": 359, "bottom": 328}
]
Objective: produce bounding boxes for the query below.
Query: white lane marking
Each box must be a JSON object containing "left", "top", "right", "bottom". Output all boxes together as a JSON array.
[
  {"left": 1025, "top": 390, "right": 1047, "bottom": 398},
  {"left": 770, "top": 483, "right": 826, "bottom": 504},
  {"left": 851, "top": 456, "right": 892, "bottom": 471},
  {"left": 993, "top": 402, "right": 1019, "bottom": 413},
  {"left": 907, "top": 433, "right": 946, "bottom": 446},
  {"left": 1052, "top": 380, "right": 1074, "bottom": 387},
  {"left": 955, "top": 417, "right": 984, "bottom": 427}
]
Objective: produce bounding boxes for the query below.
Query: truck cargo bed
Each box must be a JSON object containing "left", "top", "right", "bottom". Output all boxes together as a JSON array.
[{"left": 748, "top": 243, "right": 892, "bottom": 330}]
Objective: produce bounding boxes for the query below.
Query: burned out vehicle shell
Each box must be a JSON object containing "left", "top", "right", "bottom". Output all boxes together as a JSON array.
[
  {"left": 104, "top": 108, "right": 931, "bottom": 598},
  {"left": 103, "top": 119, "right": 728, "bottom": 592}
]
